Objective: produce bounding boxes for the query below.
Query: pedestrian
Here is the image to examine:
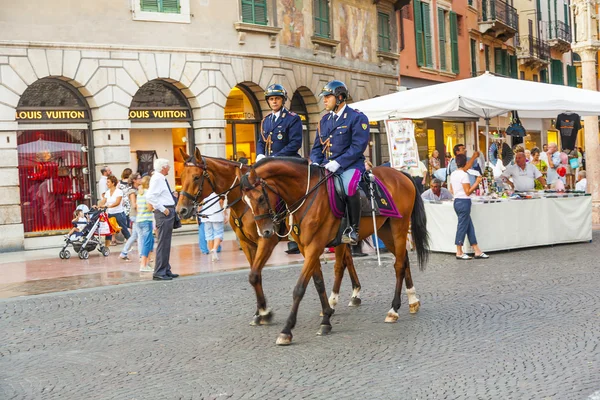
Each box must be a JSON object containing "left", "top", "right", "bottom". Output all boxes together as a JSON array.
[
  {"left": 136, "top": 176, "right": 155, "bottom": 272},
  {"left": 256, "top": 83, "right": 303, "bottom": 162},
  {"left": 97, "top": 165, "right": 112, "bottom": 202},
  {"left": 119, "top": 172, "right": 143, "bottom": 261},
  {"left": 97, "top": 175, "right": 131, "bottom": 248},
  {"left": 429, "top": 149, "right": 441, "bottom": 175},
  {"left": 450, "top": 154, "right": 489, "bottom": 260},
  {"left": 200, "top": 192, "right": 228, "bottom": 261},
  {"left": 310, "top": 80, "right": 369, "bottom": 245},
  {"left": 545, "top": 142, "right": 563, "bottom": 188},
  {"left": 196, "top": 205, "right": 222, "bottom": 254},
  {"left": 575, "top": 170, "right": 587, "bottom": 192},
  {"left": 146, "top": 158, "right": 179, "bottom": 280}
]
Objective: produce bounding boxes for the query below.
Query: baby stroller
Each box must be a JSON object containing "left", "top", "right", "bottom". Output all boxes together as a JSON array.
[{"left": 59, "top": 208, "right": 111, "bottom": 260}]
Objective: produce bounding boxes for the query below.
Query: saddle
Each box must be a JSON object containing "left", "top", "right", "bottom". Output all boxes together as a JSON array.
[
  {"left": 326, "top": 172, "right": 402, "bottom": 219},
  {"left": 324, "top": 171, "right": 401, "bottom": 248}
]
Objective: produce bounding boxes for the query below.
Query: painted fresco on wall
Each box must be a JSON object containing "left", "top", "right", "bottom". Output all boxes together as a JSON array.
[
  {"left": 338, "top": 4, "right": 372, "bottom": 61},
  {"left": 279, "top": 0, "right": 306, "bottom": 48}
]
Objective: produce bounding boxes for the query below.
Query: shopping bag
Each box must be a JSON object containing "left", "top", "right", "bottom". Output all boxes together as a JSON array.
[
  {"left": 98, "top": 213, "right": 111, "bottom": 236},
  {"left": 108, "top": 217, "right": 122, "bottom": 234}
]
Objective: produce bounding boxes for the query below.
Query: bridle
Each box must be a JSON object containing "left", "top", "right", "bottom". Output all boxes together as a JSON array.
[
  {"left": 180, "top": 156, "right": 243, "bottom": 213},
  {"left": 240, "top": 162, "right": 331, "bottom": 238}
]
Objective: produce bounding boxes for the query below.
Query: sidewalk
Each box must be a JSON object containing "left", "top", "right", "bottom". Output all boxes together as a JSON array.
[{"left": 0, "top": 230, "right": 382, "bottom": 299}]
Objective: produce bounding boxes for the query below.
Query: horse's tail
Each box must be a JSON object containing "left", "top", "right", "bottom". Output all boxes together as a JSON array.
[{"left": 400, "top": 172, "right": 430, "bottom": 271}]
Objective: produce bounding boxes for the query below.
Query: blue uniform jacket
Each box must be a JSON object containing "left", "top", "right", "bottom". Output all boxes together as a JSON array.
[
  {"left": 310, "top": 106, "right": 370, "bottom": 173},
  {"left": 257, "top": 107, "right": 303, "bottom": 157}
]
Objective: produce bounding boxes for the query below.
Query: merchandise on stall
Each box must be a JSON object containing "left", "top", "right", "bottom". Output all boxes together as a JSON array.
[
  {"left": 555, "top": 113, "right": 581, "bottom": 151},
  {"left": 384, "top": 119, "right": 420, "bottom": 170}
]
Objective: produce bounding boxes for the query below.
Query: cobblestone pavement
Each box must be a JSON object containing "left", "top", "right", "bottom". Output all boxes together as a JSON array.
[{"left": 1, "top": 233, "right": 599, "bottom": 400}]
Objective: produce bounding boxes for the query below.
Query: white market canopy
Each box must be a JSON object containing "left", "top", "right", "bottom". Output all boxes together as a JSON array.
[{"left": 352, "top": 71, "right": 600, "bottom": 121}]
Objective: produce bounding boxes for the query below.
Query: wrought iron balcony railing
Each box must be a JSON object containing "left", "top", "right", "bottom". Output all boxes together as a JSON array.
[
  {"left": 481, "top": 0, "right": 519, "bottom": 31},
  {"left": 547, "top": 20, "right": 572, "bottom": 43},
  {"left": 518, "top": 35, "right": 550, "bottom": 61}
]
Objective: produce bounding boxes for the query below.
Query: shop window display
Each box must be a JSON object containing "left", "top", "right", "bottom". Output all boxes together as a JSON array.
[
  {"left": 17, "top": 130, "right": 90, "bottom": 234},
  {"left": 443, "top": 122, "right": 465, "bottom": 155},
  {"left": 225, "top": 86, "right": 261, "bottom": 162}
]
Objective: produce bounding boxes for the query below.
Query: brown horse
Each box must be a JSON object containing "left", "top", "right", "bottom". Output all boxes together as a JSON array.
[
  {"left": 176, "top": 148, "right": 363, "bottom": 326},
  {"left": 239, "top": 157, "right": 429, "bottom": 345}
]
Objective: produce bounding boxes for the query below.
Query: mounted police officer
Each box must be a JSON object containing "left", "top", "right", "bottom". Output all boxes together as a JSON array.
[
  {"left": 310, "top": 80, "right": 370, "bottom": 245},
  {"left": 256, "top": 84, "right": 303, "bottom": 162}
]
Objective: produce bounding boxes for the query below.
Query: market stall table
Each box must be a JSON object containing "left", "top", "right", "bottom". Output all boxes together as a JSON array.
[{"left": 424, "top": 195, "right": 592, "bottom": 253}]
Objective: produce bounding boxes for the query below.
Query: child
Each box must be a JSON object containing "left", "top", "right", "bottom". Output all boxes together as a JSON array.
[
  {"left": 65, "top": 209, "right": 88, "bottom": 241},
  {"left": 200, "top": 192, "right": 228, "bottom": 261}
]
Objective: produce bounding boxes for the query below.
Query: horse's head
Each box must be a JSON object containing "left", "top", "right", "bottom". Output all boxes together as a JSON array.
[
  {"left": 238, "top": 166, "right": 277, "bottom": 238},
  {"left": 177, "top": 147, "right": 212, "bottom": 219}
]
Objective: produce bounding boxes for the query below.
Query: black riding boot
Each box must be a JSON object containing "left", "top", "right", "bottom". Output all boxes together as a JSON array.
[{"left": 342, "top": 193, "right": 361, "bottom": 245}]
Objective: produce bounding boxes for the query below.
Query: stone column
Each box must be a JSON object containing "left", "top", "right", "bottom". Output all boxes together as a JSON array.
[
  {"left": 580, "top": 49, "right": 600, "bottom": 223},
  {"left": 0, "top": 121, "right": 24, "bottom": 251}
]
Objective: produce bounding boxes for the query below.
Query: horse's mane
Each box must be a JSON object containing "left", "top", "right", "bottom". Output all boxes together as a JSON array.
[
  {"left": 185, "top": 154, "right": 250, "bottom": 168},
  {"left": 254, "top": 156, "right": 310, "bottom": 167}
]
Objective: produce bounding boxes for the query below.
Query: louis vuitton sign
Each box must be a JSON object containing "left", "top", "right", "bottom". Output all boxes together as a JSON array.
[{"left": 129, "top": 109, "right": 190, "bottom": 121}]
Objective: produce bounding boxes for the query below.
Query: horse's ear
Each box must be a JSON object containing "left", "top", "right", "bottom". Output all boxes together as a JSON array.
[
  {"left": 194, "top": 147, "right": 202, "bottom": 164},
  {"left": 235, "top": 166, "right": 243, "bottom": 181},
  {"left": 179, "top": 148, "right": 189, "bottom": 160},
  {"left": 248, "top": 167, "right": 257, "bottom": 184}
]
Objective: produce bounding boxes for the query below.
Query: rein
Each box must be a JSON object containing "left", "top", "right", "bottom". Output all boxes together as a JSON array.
[{"left": 241, "top": 163, "right": 332, "bottom": 237}]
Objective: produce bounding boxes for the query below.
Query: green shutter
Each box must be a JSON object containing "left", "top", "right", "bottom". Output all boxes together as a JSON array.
[
  {"left": 494, "top": 48, "right": 502, "bottom": 74},
  {"left": 141, "top": 0, "right": 159, "bottom": 12},
  {"left": 540, "top": 69, "right": 548, "bottom": 83},
  {"left": 161, "top": 0, "right": 180, "bottom": 13},
  {"left": 438, "top": 9, "right": 446, "bottom": 70},
  {"left": 551, "top": 59, "right": 564, "bottom": 84},
  {"left": 423, "top": 2, "right": 433, "bottom": 68},
  {"left": 536, "top": 0, "right": 542, "bottom": 21},
  {"left": 566, "top": 65, "right": 577, "bottom": 87},
  {"left": 242, "top": 0, "right": 267, "bottom": 25},
  {"left": 378, "top": 12, "right": 391, "bottom": 51},
  {"left": 314, "top": 0, "right": 330, "bottom": 38},
  {"left": 470, "top": 39, "right": 477, "bottom": 77},
  {"left": 484, "top": 45, "right": 490, "bottom": 71},
  {"left": 564, "top": 3, "right": 569, "bottom": 28},
  {"left": 509, "top": 54, "right": 518, "bottom": 79},
  {"left": 449, "top": 11, "right": 459, "bottom": 73},
  {"left": 502, "top": 50, "right": 508, "bottom": 76},
  {"left": 414, "top": 1, "right": 424, "bottom": 67}
]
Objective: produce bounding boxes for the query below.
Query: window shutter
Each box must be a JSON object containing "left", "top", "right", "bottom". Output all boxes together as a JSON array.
[
  {"left": 141, "top": 0, "right": 159, "bottom": 12},
  {"left": 567, "top": 65, "right": 577, "bottom": 87},
  {"left": 423, "top": 2, "right": 433, "bottom": 68},
  {"left": 484, "top": 45, "right": 490, "bottom": 71},
  {"left": 470, "top": 39, "right": 477, "bottom": 77},
  {"left": 241, "top": 0, "right": 267, "bottom": 25},
  {"left": 438, "top": 9, "right": 446, "bottom": 71},
  {"left": 314, "top": 0, "right": 330, "bottom": 38},
  {"left": 378, "top": 12, "right": 391, "bottom": 51},
  {"left": 540, "top": 69, "right": 548, "bottom": 83},
  {"left": 161, "top": 0, "right": 180, "bottom": 13},
  {"left": 509, "top": 54, "right": 518, "bottom": 79},
  {"left": 449, "top": 11, "right": 459, "bottom": 73},
  {"left": 502, "top": 50, "right": 508, "bottom": 76},
  {"left": 414, "top": 0, "right": 424, "bottom": 67},
  {"left": 494, "top": 48, "right": 502, "bottom": 75},
  {"left": 551, "top": 59, "right": 564, "bottom": 85}
]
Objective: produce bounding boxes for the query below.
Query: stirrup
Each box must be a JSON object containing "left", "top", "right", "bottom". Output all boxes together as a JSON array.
[{"left": 341, "top": 227, "right": 358, "bottom": 245}]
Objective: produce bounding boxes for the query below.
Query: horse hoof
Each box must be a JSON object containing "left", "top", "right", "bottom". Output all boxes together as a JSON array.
[
  {"left": 409, "top": 301, "right": 421, "bottom": 314},
  {"left": 385, "top": 311, "right": 399, "bottom": 323},
  {"left": 276, "top": 333, "right": 293, "bottom": 346},
  {"left": 348, "top": 297, "right": 362, "bottom": 307},
  {"left": 316, "top": 324, "right": 332, "bottom": 336},
  {"left": 260, "top": 311, "right": 274, "bottom": 324},
  {"left": 250, "top": 315, "right": 262, "bottom": 326}
]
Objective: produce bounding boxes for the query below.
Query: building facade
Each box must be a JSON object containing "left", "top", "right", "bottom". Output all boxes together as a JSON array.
[{"left": 0, "top": 0, "right": 401, "bottom": 251}]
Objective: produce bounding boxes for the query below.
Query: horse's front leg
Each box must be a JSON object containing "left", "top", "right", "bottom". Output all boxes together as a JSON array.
[
  {"left": 276, "top": 245, "right": 321, "bottom": 346},
  {"left": 312, "top": 267, "right": 334, "bottom": 336},
  {"left": 248, "top": 236, "right": 278, "bottom": 326}
]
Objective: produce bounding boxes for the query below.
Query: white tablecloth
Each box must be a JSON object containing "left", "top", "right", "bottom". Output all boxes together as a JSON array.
[{"left": 424, "top": 196, "right": 593, "bottom": 253}]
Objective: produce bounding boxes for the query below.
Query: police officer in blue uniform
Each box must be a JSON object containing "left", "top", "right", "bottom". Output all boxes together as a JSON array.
[
  {"left": 310, "top": 80, "right": 370, "bottom": 245},
  {"left": 256, "top": 84, "right": 303, "bottom": 162}
]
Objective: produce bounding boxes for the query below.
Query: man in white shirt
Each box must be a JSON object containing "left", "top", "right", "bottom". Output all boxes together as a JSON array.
[
  {"left": 97, "top": 166, "right": 112, "bottom": 201},
  {"left": 501, "top": 152, "right": 546, "bottom": 191},
  {"left": 405, "top": 160, "right": 428, "bottom": 194},
  {"left": 146, "top": 158, "right": 178, "bottom": 281},
  {"left": 575, "top": 171, "right": 587, "bottom": 192},
  {"left": 421, "top": 178, "right": 453, "bottom": 201}
]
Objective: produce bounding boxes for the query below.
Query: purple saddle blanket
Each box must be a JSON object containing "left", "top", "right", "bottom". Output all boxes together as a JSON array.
[{"left": 326, "top": 173, "right": 402, "bottom": 219}]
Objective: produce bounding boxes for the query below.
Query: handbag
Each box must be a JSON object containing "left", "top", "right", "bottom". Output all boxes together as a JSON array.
[
  {"left": 506, "top": 111, "right": 526, "bottom": 137},
  {"left": 569, "top": 158, "right": 579, "bottom": 169},
  {"left": 173, "top": 212, "right": 182, "bottom": 229}
]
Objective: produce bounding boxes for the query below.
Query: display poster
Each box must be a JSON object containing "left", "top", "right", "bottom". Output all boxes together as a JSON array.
[{"left": 385, "top": 119, "right": 420, "bottom": 170}]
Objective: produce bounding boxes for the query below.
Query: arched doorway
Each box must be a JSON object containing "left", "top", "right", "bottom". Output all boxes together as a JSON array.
[
  {"left": 129, "top": 80, "right": 193, "bottom": 191},
  {"left": 224, "top": 85, "right": 262, "bottom": 162},
  {"left": 290, "top": 90, "right": 310, "bottom": 156},
  {"left": 16, "top": 78, "right": 92, "bottom": 235}
]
